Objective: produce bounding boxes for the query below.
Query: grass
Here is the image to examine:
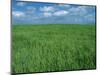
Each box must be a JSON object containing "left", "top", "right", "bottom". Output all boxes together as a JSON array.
[{"left": 12, "top": 24, "right": 96, "bottom": 73}]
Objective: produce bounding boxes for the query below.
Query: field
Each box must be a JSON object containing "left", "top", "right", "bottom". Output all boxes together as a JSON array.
[{"left": 12, "top": 24, "right": 96, "bottom": 73}]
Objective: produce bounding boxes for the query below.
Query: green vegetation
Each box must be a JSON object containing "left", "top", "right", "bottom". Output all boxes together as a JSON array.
[{"left": 12, "top": 24, "right": 96, "bottom": 73}]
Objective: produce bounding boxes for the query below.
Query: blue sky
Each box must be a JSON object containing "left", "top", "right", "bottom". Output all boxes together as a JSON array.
[{"left": 12, "top": 0, "right": 96, "bottom": 24}]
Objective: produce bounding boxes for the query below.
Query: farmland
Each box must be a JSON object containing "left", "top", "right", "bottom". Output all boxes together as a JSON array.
[{"left": 12, "top": 24, "right": 96, "bottom": 73}]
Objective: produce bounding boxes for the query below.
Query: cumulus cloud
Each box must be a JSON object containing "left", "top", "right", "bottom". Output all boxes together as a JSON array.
[
  {"left": 40, "top": 6, "right": 55, "bottom": 12},
  {"left": 13, "top": 1, "right": 96, "bottom": 24},
  {"left": 69, "top": 6, "right": 88, "bottom": 16},
  {"left": 58, "top": 4, "right": 71, "bottom": 8},
  {"left": 53, "top": 10, "right": 69, "bottom": 16},
  {"left": 43, "top": 12, "right": 52, "bottom": 17},
  {"left": 12, "top": 11, "right": 25, "bottom": 17},
  {"left": 16, "top": 2, "right": 26, "bottom": 6}
]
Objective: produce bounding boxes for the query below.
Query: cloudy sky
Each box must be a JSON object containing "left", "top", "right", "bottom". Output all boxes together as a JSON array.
[{"left": 12, "top": 0, "right": 96, "bottom": 24}]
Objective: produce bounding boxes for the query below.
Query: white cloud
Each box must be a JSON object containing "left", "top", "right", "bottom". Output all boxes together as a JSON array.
[
  {"left": 43, "top": 12, "right": 52, "bottom": 17},
  {"left": 16, "top": 2, "right": 26, "bottom": 6},
  {"left": 69, "top": 6, "right": 88, "bottom": 16},
  {"left": 58, "top": 4, "right": 71, "bottom": 8},
  {"left": 40, "top": 6, "right": 55, "bottom": 12},
  {"left": 12, "top": 11, "right": 25, "bottom": 17},
  {"left": 53, "top": 10, "right": 69, "bottom": 16}
]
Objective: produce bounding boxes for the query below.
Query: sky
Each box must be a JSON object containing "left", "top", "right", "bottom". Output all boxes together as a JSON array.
[{"left": 12, "top": 0, "right": 96, "bottom": 24}]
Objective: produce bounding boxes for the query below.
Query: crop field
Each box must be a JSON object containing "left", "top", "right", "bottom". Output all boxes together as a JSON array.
[{"left": 12, "top": 24, "right": 96, "bottom": 73}]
